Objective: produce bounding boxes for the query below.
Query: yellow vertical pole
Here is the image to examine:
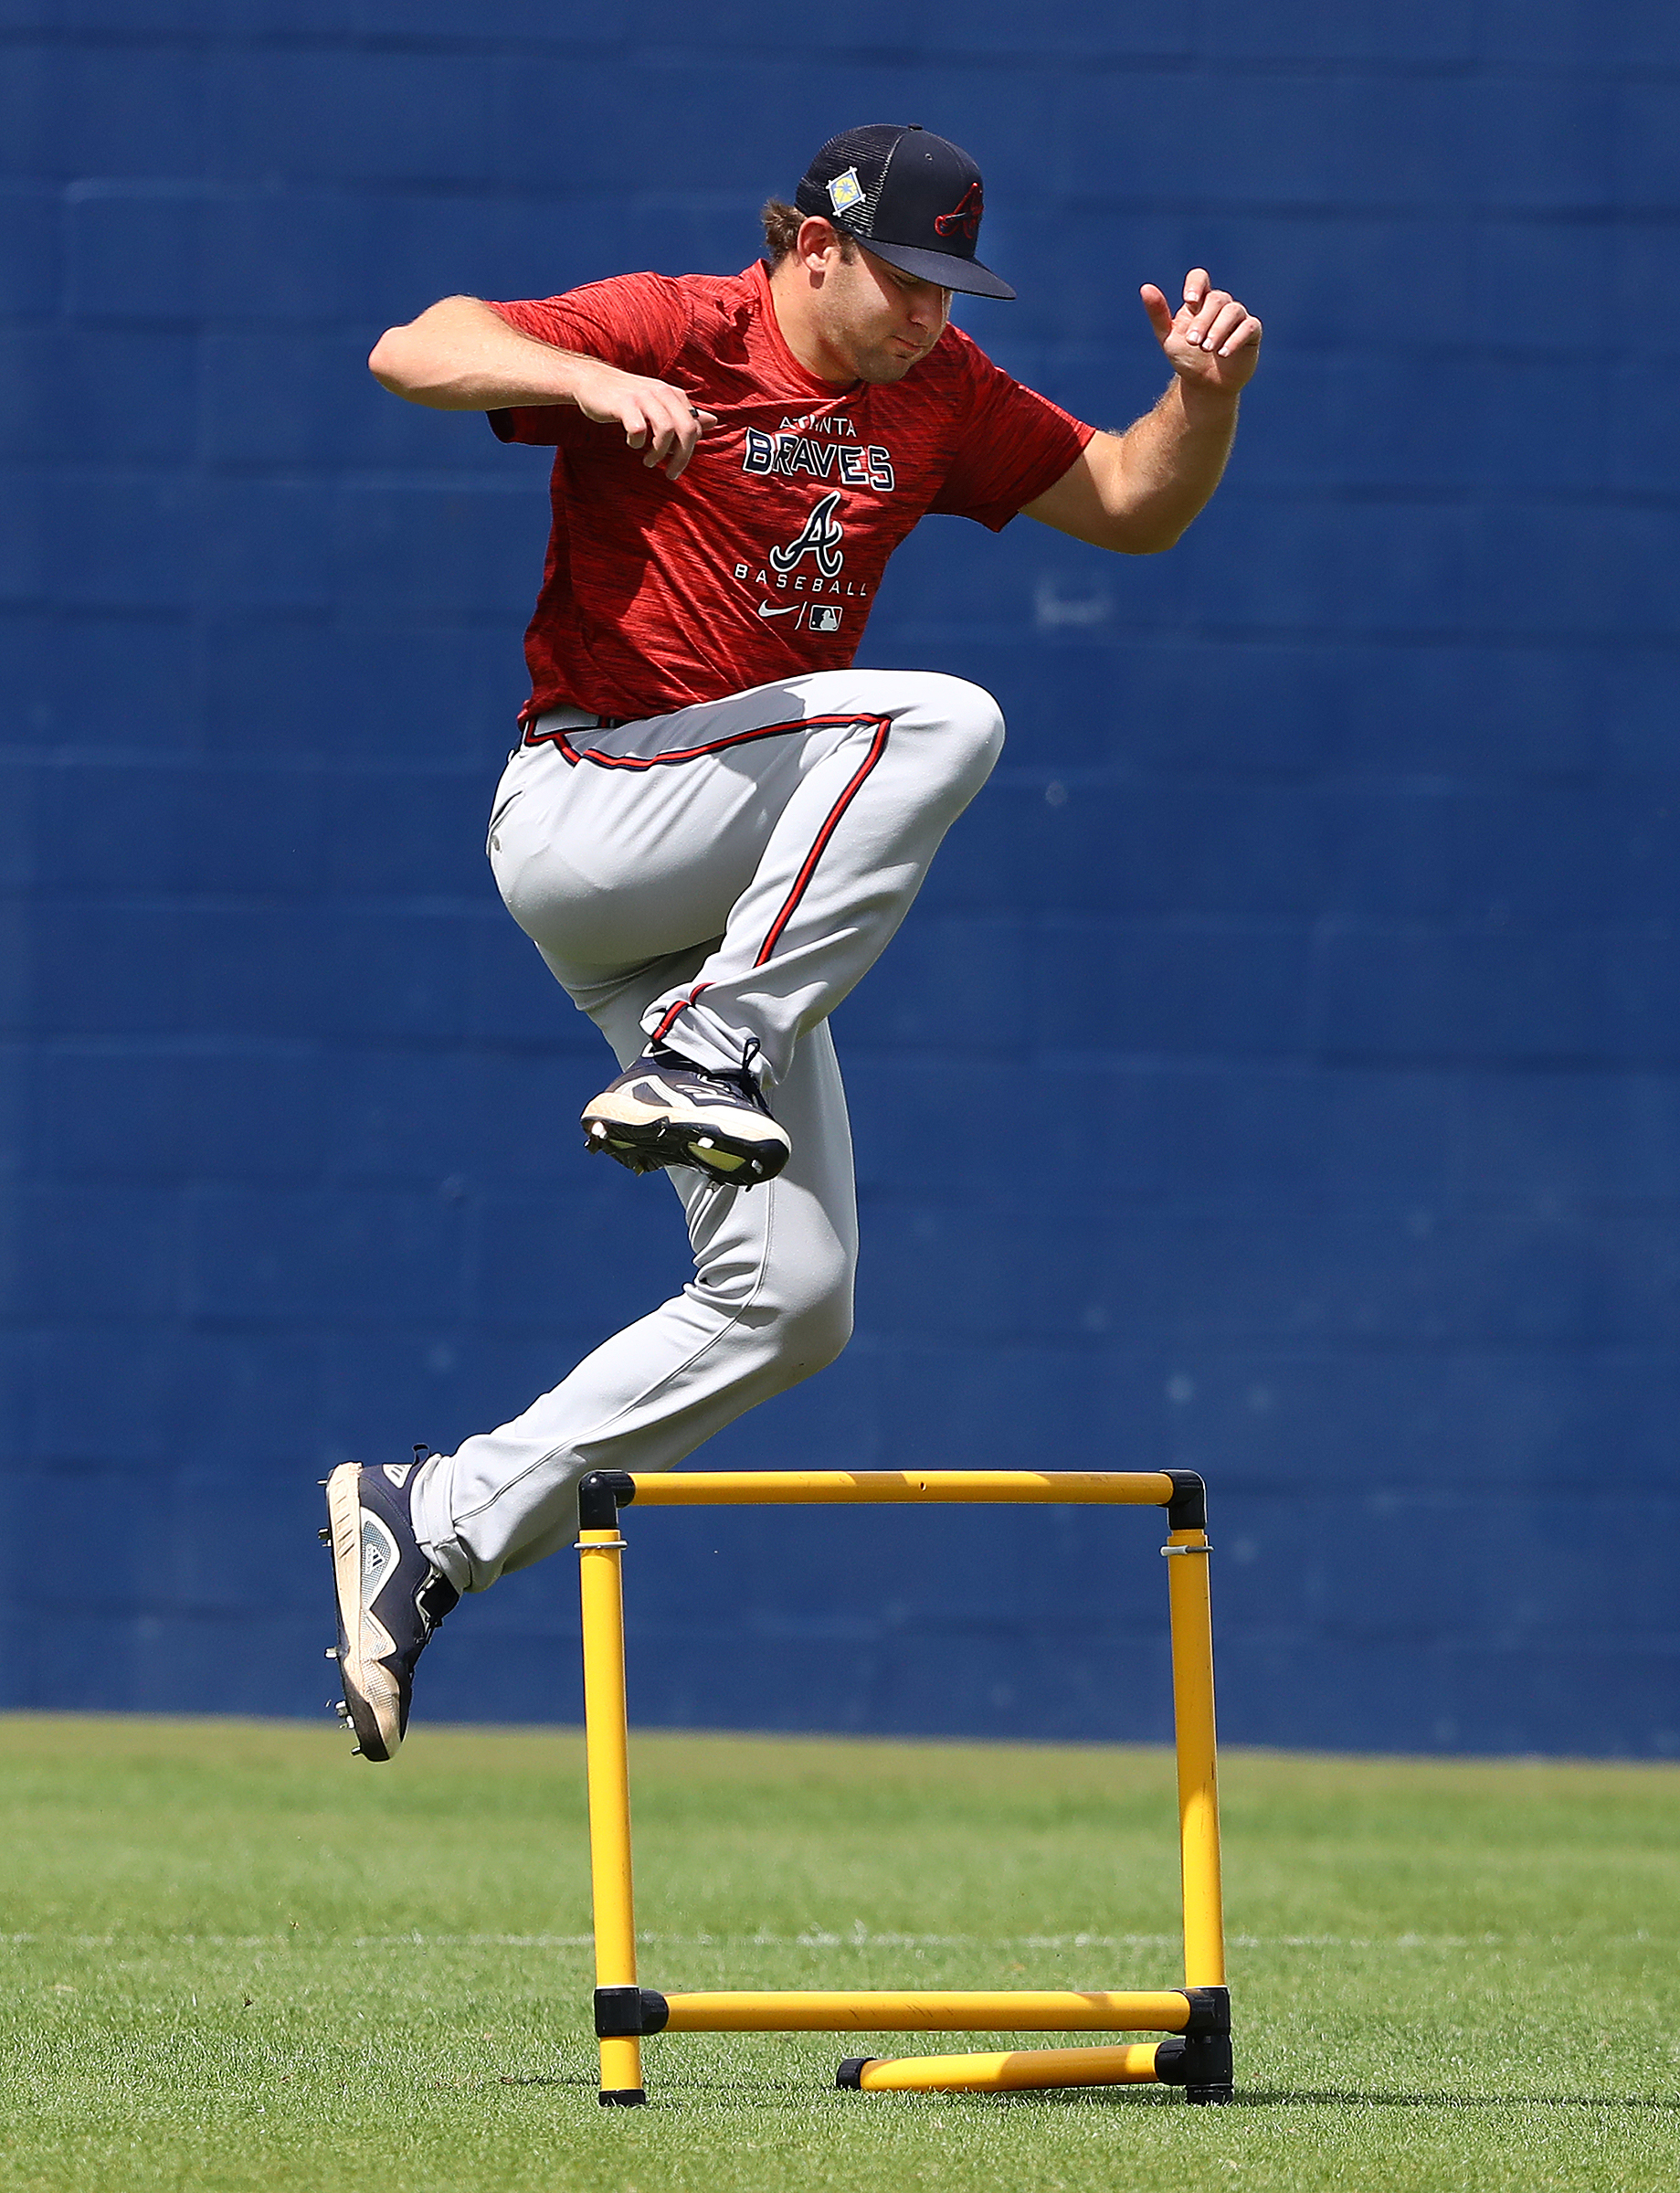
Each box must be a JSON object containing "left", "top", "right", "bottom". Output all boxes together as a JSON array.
[
  {"left": 1166, "top": 1527, "right": 1225, "bottom": 1988},
  {"left": 578, "top": 1519, "right": 644, "bottom": 2103}
]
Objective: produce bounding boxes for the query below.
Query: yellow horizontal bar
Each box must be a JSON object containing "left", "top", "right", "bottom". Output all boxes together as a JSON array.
[
  {"left": 660, "top": 1990, "right": 1191, "bottom": 2033},
  {"left": 627, "top": 1470, "right": 1176, "bottom": 1509},
  {"left": 855, "top": 2043, "right": 1163, "bottom": 2093}
]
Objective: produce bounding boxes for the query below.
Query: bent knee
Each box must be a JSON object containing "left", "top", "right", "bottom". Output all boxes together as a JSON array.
[
  {"left": 910, "top": 674, "right": 1006, "bottom": 781},
  {"left": 745, "top": 1262, "right": 855, "bottom": 1389},
  {"left": 775, "top": 1285, "right": 854, "bottom": 1381},
  {"left": 694, "top": 1235, "right": 855, "bottom": 1386}
]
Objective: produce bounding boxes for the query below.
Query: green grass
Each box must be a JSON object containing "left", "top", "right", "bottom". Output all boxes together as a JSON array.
[{"left": 1, "top": 1715, "right": 1676, "bottom": 2191}]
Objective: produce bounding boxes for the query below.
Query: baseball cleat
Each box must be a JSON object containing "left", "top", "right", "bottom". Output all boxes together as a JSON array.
[
  {"left": 324, "top": 1454, "right": 459, "bottom": 1764},
  {"left": 580, "top": 1041, "right": 790, "bottom": 1187}
]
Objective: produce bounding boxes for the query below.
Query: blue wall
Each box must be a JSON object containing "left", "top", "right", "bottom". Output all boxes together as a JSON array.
[{"left": 4, "top": 2, "right": 1678, "bottom": 1756}]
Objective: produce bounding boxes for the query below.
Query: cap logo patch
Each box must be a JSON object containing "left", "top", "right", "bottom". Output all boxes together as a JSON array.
[
  {"left": 933, "top": 180, "right": 984, "bottom": 240},
  {"left": 828, "top": 166, "right": 865, "bottom": 216}
]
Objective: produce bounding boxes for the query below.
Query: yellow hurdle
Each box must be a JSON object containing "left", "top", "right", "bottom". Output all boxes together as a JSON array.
[
  {"left": 575, "top": 1465, "right": 1231, "bottom": 2107},
  {"left": 1167, "top": 1523, "right": 1225, "bottom": 1989},
  {"left": 841, "top": 2042, "right": 1166, "bottom": 2093},
  {"left": 659, "top": 1988, "right": 1194, "bottom": 2032},
  {"left": 626, "top": 1468, "right": 1176, "bottom": 1507},
  {"left": 576, "top": 1520, "right": 643, "bottom": 2104}
]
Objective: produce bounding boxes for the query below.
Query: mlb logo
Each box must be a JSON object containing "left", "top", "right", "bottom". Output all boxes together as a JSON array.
[{"left": 808, "top": 606, "right": 843, "bottom": 633}]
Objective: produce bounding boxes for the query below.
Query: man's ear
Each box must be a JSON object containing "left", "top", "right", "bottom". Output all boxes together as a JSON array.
[{"left": 797, "top": 215, "right": 844, "bottom": 273}]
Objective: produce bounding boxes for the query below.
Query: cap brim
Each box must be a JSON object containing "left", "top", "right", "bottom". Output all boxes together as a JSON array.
[{"left": 860, "top": 235, "right": 1016, "bottom": 301}]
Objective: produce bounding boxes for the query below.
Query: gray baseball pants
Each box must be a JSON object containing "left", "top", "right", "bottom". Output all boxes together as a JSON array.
[{"left": 409, "top": 667, "right": 1004, "bottom": 1594}]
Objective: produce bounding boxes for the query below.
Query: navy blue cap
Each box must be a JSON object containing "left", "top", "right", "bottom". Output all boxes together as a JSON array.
[{"left": 793, "top": 124, "right": 1015, "bottom": 301}]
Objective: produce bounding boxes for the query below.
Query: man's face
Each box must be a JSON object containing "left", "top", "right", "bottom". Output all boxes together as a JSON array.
[{"left": 811, "top": 239, "right": 952, "bottom": 385}]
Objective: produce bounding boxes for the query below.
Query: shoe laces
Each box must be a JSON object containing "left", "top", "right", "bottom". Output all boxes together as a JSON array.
[{"left": 649, "top": 1036, "right": 769, "bottom": 1111}]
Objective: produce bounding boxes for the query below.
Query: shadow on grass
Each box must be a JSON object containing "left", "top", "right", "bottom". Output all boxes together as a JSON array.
[
  {"left": 494, "top": 2074, "right": 1680, "bottom": 2115},
  {"left": 979, "top": 2089, "right": 1679, "bottom": 2116},
  {"left": 1236, "top": 2090, "right": 1680, "bottom": 2115}
]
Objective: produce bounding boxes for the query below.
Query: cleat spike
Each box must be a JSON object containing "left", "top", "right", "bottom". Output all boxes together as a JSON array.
[
  {"left": 318, "top": 1527, "right": 332, "bottom": 1544},
  {"left": 350, "top": 1745, "right": 362, "bottom": 1756},
  {"left": 324, "top": 1647, "right": 338, "bottom": 1660}
]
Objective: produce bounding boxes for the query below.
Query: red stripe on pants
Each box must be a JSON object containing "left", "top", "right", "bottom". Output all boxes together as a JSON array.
[{"left": 755, "top": 717, "right": 892, "bottom": 968}]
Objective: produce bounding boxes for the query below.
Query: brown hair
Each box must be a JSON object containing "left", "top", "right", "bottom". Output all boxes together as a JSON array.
[{"left": 761, "top": 198, "right": 858, "bottom": 266}]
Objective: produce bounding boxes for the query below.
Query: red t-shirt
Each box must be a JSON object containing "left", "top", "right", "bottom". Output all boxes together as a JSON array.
[{"left": 487, "top": 261, "right": 1093, "bottom": 723}]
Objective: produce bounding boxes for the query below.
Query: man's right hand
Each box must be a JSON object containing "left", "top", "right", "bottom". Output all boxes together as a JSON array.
[{"left": 565, "top": 357, "right": 718, "bottom": 482}]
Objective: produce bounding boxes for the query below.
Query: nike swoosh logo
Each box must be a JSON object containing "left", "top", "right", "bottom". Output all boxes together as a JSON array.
[{"left": 756, "top": 601, "right": 799, "bottom": 618}]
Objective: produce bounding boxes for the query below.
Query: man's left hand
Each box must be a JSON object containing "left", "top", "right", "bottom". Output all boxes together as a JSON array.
[{"left": 1141, "top": 269, "right": 1262, "bottom": 396}]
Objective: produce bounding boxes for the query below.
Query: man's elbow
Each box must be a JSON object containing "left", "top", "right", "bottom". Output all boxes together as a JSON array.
[
  {"left": 1083, "top": 482, "right": 1192, "bottom": 556},
  {"left": 368, "top": 300, "right": 485, "bottom": 401},
  {"left": 368, "top": 326, "right": 420, "bottom": 397},
  {"left": 1103, "top": 515, "right": 1189, "bottom": 556}
]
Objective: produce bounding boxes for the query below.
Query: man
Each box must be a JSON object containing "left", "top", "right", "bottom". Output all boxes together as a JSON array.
[{"left": 326, "top": 125, "right": 1261, "bottom": 1761}]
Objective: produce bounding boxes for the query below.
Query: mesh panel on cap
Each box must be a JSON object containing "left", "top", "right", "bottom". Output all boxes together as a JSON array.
[{"left": 796, "top": 123, "right": 908, "bottom": 238}]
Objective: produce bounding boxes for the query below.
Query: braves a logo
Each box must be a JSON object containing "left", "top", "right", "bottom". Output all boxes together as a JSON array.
[
  {"left": 934, "top": 181, "right": 984, "bottom": 240},
  {"left": 769, "top": 491, "right": 845, "bottom": 579}
]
